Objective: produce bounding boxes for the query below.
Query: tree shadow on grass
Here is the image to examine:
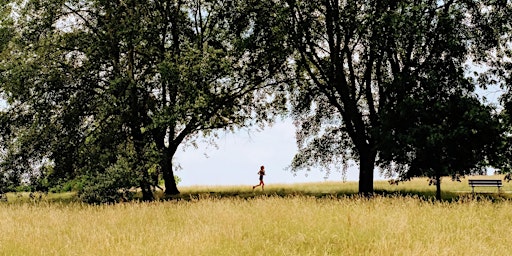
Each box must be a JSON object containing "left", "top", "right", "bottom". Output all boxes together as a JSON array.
[
  {"left": 161, "top": 188, "right": 512, "bottom": 204},
  {"left": 4, "top": 187, "right": 510, "bottom": 205}
]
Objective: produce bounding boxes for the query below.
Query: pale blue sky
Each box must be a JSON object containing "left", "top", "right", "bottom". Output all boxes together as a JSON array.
[{"left": 175, "top": 119, "right": 365, "bottom": 187}]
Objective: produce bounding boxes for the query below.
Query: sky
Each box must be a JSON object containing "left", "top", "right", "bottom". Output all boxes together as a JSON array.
[{"left": 174, "top": 119, "right": 367, "bottom": 187}]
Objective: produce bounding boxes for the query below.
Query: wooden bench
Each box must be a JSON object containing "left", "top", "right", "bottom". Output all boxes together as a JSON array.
[{"left": 468, "top": 179, "right": 502, "bottom": 193}]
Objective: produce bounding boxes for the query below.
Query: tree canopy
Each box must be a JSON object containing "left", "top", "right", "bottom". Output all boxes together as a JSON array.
[
  {"left": 0, "top": 0, "right": 290, "bottom": 201},
  {"left": 285, "top": 0, "right": 509, "bottom": 195}
]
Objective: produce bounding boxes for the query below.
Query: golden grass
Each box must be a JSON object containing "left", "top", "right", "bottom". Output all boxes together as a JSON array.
[{"left": 1, "top": 176, "right": 512, "bottom": 255}]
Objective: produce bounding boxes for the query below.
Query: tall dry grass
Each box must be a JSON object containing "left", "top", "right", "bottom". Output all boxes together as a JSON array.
[{"left": 1, "top": 176, "right": 512, "bottom": 255}]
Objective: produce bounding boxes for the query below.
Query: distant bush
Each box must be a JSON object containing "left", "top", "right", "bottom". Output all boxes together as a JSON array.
[
  {"left": 14, "top": 185, "right": 31, "bottom": 192},
  {"left": 77, "top": 158, "right": 138, "bottom": 204}
]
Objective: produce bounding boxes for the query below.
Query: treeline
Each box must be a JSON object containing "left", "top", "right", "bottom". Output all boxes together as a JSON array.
[{"left": 0, "top": 0, "right": 511, "bottom": 202}]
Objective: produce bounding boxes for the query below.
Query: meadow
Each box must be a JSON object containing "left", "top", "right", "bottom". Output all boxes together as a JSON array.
[{"left": 1, "top": 176, "right": 512, "bottom": 255}]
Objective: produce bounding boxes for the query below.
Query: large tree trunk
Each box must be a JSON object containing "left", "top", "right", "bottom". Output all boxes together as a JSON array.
[
  {"left": 140, "top": 178, "right": 154, "bottom": 201},
  {"left": 359, "top": 147, "right": 376, "bottom": 196},
  {"left": 128, "top": 79, "right": 154, "bottom": 201},
  {"left": 132, "top": 135, "right": 154, "bottom": 201},
  {"left": 159, "top": 146, "right": 180, "bottom": 196},
  {"left": 132, "top": 130, "right": 154, "bottom": 201},
  {"left": 161, "top": 149, "right": 180, "bottom": 195},
  {"left": 153, "top": 130, "right": 180, "bottom": 196}
]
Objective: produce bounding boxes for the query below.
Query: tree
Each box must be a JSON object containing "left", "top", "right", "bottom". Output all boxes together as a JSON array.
[
  {"left": 0, "top": 0, "right": 13, "bottom": 53},
  {"left": 0, "top": 0, "right": 290, "bottom": 201},
  {"left": 485, "top": 3, "right": 512, "bottom": 177},
  {"left": 0, "top": 1, "right": 18, "bottom": 192},
  {"left": 380, "top": 93, "right": 502, "bottom": 199},
  {"left": 284, "top": 0, "right": 507, "bottom": 195}
]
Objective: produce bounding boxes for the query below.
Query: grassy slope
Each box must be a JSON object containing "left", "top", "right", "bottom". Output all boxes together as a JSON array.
[{"left": 1, "top": 176, "right": 512, "bottom": 255}]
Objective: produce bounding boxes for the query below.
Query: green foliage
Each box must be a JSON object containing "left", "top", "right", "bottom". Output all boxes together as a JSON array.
[
  {"left": 78, "top": 156, "right": 138, "bottom": 204},
  {"left": 0, "top": 1, "right": 13, "bottom": 51},
  {"left": 48, "top": 179, "right": 85, "bottom": 193},
  {"left": 0, "top": 0, "right": 289, "bottom": 201},
  {"left": 494, "top": 95, "right": 512, "bottom": 173},
  {"left": 285, "top": 0, "right": 509, "bottom": 194},
  {"left": 379, "top": 94, "right": 502, "bottom": 179}
]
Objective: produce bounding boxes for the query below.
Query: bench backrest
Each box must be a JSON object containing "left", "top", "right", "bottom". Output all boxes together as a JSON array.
[{"left": 468, "top": 179, "right": 502, "bottom": 186}]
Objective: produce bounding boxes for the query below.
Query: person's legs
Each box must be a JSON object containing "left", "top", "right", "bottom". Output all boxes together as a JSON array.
[{"left": 253, "top": 180, "right": 264, "bottom": 190}]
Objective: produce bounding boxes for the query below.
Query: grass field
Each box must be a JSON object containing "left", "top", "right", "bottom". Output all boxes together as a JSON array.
[{"left": 1, "top": 175, "right": 512, "bottom": 255}]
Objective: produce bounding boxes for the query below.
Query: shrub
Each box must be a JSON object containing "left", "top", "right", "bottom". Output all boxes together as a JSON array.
[{"left": 78, "top": 158, "right": 138, "bottom": 204}]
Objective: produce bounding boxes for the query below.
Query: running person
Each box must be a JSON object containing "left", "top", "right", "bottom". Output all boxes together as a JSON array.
[{"left": 252, "top": 165, "right": 265, "bottom": 191}]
